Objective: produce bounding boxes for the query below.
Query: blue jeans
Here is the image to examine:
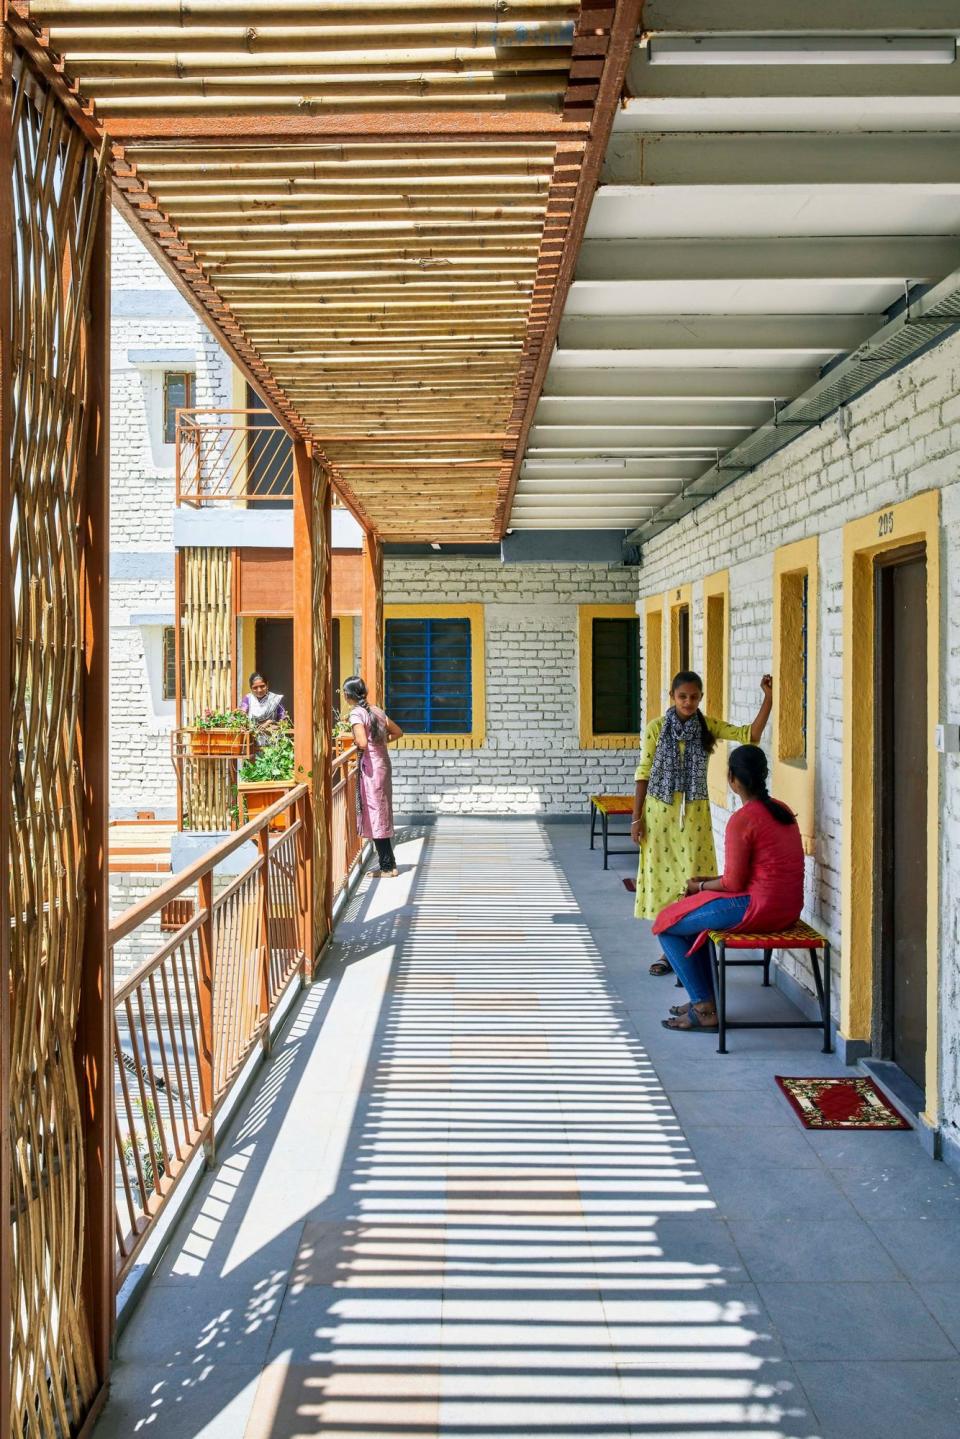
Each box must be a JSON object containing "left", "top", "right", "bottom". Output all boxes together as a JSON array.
[{"left": 658, "top": 896, "right": 750, "bottom": 1005}]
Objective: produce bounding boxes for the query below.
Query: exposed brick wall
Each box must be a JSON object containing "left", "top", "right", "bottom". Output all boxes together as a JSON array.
[
  {"left": 383, "top": 559, "right": 640, "bottom": 815},
  {"left": 109, "top": 215, "right": 232, "bottom": 816},
  {"left": 635, "top": 326, "right": 960, "bottom": 1136}
]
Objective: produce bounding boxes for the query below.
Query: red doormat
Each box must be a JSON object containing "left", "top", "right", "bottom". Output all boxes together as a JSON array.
[
  {"left": 623, "top": 877, "right": 636, "bottom": 892},
  {"left": 776, "top": 1076, "right": 911, "bottom": 1130}
]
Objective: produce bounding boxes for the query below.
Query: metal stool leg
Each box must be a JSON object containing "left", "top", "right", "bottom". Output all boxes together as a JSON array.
[
  {"left": 822, "top": 943, "right": 833, "bottom": 1053},
  {"left": 589, "top": 803, "right": 597, "bottom": 851},
  {"left": 763, "top": 947, "right": 772, "bottom": 987},
  {"left": 710, "top": 939, "right": 728, "bottom": 1054},
  {"left": 602, "top": 812, "right": 609, "bottom": 870}
]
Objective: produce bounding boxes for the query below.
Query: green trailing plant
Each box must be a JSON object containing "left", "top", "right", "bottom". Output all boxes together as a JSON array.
[
  {"left": 333, "top": 710, "right": 352, "bottom": 742},
  {"left": 239, "top": 721, "right": 297, "bottom": 784},
  {"left": 191, "top": 707, "right": 254, "bottom": 732}
]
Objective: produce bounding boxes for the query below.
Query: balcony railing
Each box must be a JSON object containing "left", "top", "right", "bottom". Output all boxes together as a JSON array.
[
  {"left": 111, "top": 785, "right": 309, "bottom": 1285},
  {"left": 176, "top": 407, "right": 292, "bottom": 506},
  {"left": 332, "top": 747, "right": 363, "bottom": 900}
]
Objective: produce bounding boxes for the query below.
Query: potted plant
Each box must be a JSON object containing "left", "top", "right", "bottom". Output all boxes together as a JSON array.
[
  {"left": 333, "top": 711, "right": 354, "bottom": 754},
  {"left": 236, "top": 721, "right": 301, "bottom": 831},
  {"left": 188, "top": 707, "right": 255, "bottom": 757}
]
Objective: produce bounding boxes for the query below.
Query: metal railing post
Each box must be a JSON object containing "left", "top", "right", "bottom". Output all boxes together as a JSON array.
[
  {"left": 196, "top": 870, "right": 216, "bottom": 1166},
  {"left": 256, "top": 826, "right": 272, "bottom": 1053}
]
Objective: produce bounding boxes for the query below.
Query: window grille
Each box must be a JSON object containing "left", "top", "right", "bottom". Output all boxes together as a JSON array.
[
  {"left": 163, "top": 370, "right": 193, "bottom": 445},
  {"left": 162, "top": 625, "right": 177, "bottom": 702},
  {"left": 591, "top": 618, "right": 640, "bottom": 734},
  {"left": 385, "top": 617, "right": 472, "bottom": 734}
]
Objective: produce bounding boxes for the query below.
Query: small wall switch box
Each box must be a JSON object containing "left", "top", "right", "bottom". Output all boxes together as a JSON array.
[{"left": 935, "top": 723, "right": 960, "bottom": 754}]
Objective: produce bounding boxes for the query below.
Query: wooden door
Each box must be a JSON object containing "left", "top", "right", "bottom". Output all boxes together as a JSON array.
[{"left": 875, "top": 546, "right": 928, "bottom": 1091}]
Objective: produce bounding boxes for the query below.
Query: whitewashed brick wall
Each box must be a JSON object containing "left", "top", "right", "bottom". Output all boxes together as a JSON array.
[
  {"left": 110, "top": 215, "right": 232, "bottom": 816},
  {"left": 384, "top": 559, "right": 639, "bottom": 815},
  {"left": 635, "top": 326, "right": 960, "bottom": 1135}
]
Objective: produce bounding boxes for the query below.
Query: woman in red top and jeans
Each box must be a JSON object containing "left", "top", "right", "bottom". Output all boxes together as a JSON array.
[{"left": 653, "top": 745, "right": 805, "bottom": 1032}]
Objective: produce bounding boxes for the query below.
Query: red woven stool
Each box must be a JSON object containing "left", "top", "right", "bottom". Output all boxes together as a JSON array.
[
  {"left": 589, "top": 795, "right": 635, "bottom": 870},
  {"left": 706, "top": 921, "right": 832, "bottom": 1055}
]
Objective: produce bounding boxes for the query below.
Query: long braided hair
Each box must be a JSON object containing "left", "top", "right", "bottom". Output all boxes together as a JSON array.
[
  {"left": 342, "top": 675, "right": 383, "bottom": 743},
  {"left": 728, "top": 745, "right": 795, "bottom": 825}
]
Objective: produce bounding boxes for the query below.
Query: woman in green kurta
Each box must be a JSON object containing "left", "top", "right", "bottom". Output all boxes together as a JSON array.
[{"left": 631, "top": 670, "right": 773, "bottom": 975}]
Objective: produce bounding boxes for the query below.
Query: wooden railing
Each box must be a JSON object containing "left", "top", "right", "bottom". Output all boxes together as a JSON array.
[
  {"left": 176, "top": 408, "right": 292, "bottom": 506},
  {"left": 332, "top": 747, "right": 363, "bottom": 900},
  {"left": 111, "top": 785, "right": 309, "bottom": 1286}
]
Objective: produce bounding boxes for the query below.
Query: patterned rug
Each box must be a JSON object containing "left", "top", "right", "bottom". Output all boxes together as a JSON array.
[
  {"left": 622, "top": 877, "right": 636, "bottom": 892},
  {"left": 776, "top": 1076, "right": 911, "bottom": 1130}
]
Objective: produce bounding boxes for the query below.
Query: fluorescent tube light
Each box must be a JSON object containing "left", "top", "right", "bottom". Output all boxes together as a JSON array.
[{"left": 647, "top": 36, "right": 957, "bottom": 66}]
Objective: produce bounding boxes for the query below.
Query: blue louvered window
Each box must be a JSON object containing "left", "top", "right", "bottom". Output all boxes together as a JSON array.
[{"left": 385, "top": 617, "right": 472, "bottom": 734}]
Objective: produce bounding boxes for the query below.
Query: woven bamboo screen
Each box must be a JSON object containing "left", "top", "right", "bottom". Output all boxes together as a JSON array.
[
  {"left": 311, "top": 459, "right": 332, "bottom": 947},
  {"left": 180, "top": 547, "right": 234, "bottom": 829},
  {"left": 34, "top": 1, "right": 590, "bottom": 541},
  {"left": 7, "top": 53, "right": 101, "bottom": 1438}
]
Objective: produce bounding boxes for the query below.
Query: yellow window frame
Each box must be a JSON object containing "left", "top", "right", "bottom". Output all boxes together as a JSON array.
[
  {"left": 703, "top": 570, "right": 731, "bottom": 808},
  {"left": 772, "top": 536, "right": 818, "bottom": 855},
  {"left": 643, "top": 596, "right": 664, "bottom": 726},
  {"left": 578, "top": 604, "right": 642, "bottom": 749},
  {"left": 383, "top": 602, "right": 485, "bottom": 750}
]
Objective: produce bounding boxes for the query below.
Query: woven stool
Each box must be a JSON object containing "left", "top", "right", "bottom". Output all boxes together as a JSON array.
[
  {"left": 707, "top": 921, "right": 832, "bottom": 1055},
  {"left": 589, "top": 794, "right": 634, "bottom": 870}
]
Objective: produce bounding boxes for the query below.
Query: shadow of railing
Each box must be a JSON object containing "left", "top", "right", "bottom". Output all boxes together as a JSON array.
[{"left": 98, "top": 820, "right": 819, "bottom": 1439}]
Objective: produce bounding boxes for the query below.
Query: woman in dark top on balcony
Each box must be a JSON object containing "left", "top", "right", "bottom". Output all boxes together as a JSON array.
[{"left": 653, "top": 745, "right": 805, "bottom": 1032}]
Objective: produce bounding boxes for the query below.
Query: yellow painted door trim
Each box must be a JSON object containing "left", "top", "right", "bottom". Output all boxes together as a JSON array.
[
  {"left": 841, "top": 489, "right": 941, "bottom": 1126},
  {"left": 771, "top": 536, "right": 819, "bottom": 855},
  {"left": 703, "top": 570, "right": 731, "bottom": 808},
  {"left": 643, "top": 596, "right": 665, "bottom": 726},
  {"left": 668, "top": 582, "right": 693, "bottom": 679}
]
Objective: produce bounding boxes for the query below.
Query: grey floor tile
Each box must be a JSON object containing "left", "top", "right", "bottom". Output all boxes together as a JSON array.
[
  {"left": 118, "top": 1272, "right": 286, "bottom": 1369},
  {"left": 705, "top": 1163, "right": 859, "bottom": 1222},
  {"left": 869, "top": 1220, "right": 960, "bottom": 1282},
  {"left": 93, "top": 1361, "right": 260, "bottom": 1439},
  {"left": 795, "top": 1360, "right": 960, "bottom": 1439},
  {"left": 728, "top": 1217, "right": 901, "bottom": 1283},
  {"left": 668, "top": 1087, "right": 797, "bottom": 1129},
  {"left": 799, "top": 1128, "right": 923, "bottom": 1169},
  {"left": 835, "top": 1164, "right": 960, "bottom": 1221},
  {"left": 617, "top": 1359, "right": 824, "bottom": 1439},
  {"left": 681, "top": 1122, "right": 820, "bottom": 1172},
  {"left": 758, "top": 1281, "right": 958, "bottom": 1360},
  {"left": 913, "top": 1284, "right": 960, "bottom": 1348}
]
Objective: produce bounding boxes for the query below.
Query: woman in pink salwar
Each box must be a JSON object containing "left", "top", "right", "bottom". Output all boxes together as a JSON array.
[{"left": 344, "top": 675, "right": 404, "bottom": 877}]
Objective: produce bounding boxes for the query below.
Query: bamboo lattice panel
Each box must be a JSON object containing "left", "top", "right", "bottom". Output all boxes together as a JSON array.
[
  {"left": 180, "top": 547, "right": 234, "bottom": 829},
  {"left": 23, "top": 1, "right": 597, "bottom": 541},
  {"left": 8, "top": 55, "right": 100, "bottom": 1439}
]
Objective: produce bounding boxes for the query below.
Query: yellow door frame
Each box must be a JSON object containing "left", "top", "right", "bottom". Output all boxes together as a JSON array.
[
  {"left": 668, "top": 582, "right": 693, "bottom": 679},
  {"left": 703, "top": 569, "right": 731, "bottom": 808},
  {"left": 642, "top": 596, "right": 664, "bottom": 726},
  {"left": 841, "top": 490, "right": 941, "bottom": 1126}
]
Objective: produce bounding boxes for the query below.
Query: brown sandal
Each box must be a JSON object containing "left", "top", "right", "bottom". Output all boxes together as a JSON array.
[{"left": 662, "top": 1004, "right": 718, "bottom": 1032}]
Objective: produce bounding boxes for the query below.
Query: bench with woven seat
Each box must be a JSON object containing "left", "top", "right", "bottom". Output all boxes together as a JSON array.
[
  {"left": 707, "top": 920, "right": 832, "bottom": 1055},
  {"left": 588, "top": 794, "right": 635, "bottom": 870}
]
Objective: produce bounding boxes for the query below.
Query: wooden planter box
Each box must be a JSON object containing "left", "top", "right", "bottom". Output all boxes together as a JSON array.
[
  {"left": 189, "top": 727, "right": 254, "bottom": 758},
  {"left": 335, "top": 733, "right": 354, "bottom": 755},
  {"left": 237, "top": 779, "right": 296, "bottom": 832}
]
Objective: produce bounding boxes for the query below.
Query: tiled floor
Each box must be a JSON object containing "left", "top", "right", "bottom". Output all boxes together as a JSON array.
[{"left": 95, "top": 819, "right": 960, "bottom": 1439}]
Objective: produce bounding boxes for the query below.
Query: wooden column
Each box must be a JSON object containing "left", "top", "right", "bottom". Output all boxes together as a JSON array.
[
  {"left": 360, "top": 529, "right": 384, "bottom": 704},
  {"left": 293, "top": 443, "right": 333, "bottom": 970},
  {"left": 0, "top": 28, "right": 13, "bottom": 1435},
  {"left": 76, "top": 154, "right": 113, "bottom": 1403}
]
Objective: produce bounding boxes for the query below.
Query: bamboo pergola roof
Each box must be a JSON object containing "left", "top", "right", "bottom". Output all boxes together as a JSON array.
[{"left": 11, "top": 1, "right": 641, "bottom": 541}]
